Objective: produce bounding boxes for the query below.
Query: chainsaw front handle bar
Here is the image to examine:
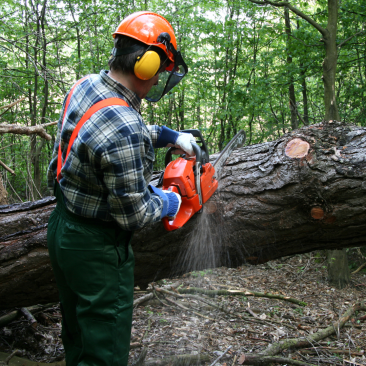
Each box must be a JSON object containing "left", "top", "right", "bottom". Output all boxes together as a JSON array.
[{"left": 164, "top": 142, "right": 202, "bottom": 173}]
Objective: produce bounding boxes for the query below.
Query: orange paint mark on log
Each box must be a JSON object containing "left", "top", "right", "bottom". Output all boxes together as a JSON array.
[
  {"left": 285, "top": 138, "right": 310, "bottom": 158},
  {"left": 311, "top": 207, "right": 324, "bottom": 220}
]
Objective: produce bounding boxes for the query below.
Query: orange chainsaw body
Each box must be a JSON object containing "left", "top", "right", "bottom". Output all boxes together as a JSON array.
[{"left": 162, "top": 156, "right": 218, "bottom": 231}]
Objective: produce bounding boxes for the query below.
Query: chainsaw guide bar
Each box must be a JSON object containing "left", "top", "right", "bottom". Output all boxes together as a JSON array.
[{"left": 212, "top": 129, "right": 246, "bottom": 180}]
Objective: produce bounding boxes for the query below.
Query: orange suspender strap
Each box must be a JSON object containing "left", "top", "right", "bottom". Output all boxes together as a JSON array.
[
  {"left": 57, "top": 83, "right": 129, "bottom": 182},
  {"left": 57, "top": 75, "right": 90, "bottom": 181}
]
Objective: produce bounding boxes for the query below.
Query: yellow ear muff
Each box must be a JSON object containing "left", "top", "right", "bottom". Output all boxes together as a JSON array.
[{"left": 134, "top": 50, "right": 161, "bottom": 80}]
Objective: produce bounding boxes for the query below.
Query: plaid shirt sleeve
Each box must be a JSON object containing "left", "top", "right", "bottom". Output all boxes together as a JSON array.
[{"left": 146, "top": 125, "right": 161, "bottom": 146}]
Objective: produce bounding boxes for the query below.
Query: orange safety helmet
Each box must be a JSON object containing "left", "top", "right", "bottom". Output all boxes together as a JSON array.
[
  {"left": 113, "top": 11, "right": 178, "bottom": 64},
  {"left": 112, "top": 11, "right": 188, "bottom": 102}
]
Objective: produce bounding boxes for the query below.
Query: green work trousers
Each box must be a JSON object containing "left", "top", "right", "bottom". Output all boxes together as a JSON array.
[{"left": 47, "top": 184, "right": 134, "bottom": 366}]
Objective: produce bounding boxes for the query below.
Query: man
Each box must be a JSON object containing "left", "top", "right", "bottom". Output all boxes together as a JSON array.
[{"left": 47, "top": 11, "right": 193, "bottom": 366}]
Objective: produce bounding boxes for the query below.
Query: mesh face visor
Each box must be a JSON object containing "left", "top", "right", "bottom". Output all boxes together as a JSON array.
[{"left": 145, "top": 51, "right": 188, "bottom": 102}]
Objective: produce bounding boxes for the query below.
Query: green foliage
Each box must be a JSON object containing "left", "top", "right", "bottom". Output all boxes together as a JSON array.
[
  {"left": 189, "top": 268, "right": 213, "bottom": 278},
  {"left": 0, "top": 0, "right": 365, "bottom": 202},
  {"left": 294, "top": 307, "right": 304, "bottom": 315}
]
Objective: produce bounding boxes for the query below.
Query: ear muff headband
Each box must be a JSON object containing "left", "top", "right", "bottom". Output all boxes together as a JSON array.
[{"left": 134, "top": 50, "right": 161, "bottom": 80}]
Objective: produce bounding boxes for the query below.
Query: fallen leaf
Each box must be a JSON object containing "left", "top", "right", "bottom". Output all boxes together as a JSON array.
[{"left": 238, "top": 353, "right": 245, "bottom": 364}]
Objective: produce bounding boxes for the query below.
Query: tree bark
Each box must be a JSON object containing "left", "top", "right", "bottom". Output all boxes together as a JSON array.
[
  {"left": 0, "top": 124, "right": 52, "bottom": 140},
  {"left": 327, "top": 248, "right": 350, "bottom": 289},
  {"left": 0, "top": 173, "right": 7, "bottom": 205},
  {"left": 1, "top": 121, "right": 366, "bottom": 309}
]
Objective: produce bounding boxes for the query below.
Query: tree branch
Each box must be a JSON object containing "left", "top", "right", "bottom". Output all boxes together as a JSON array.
[
  {"left": 242, "top": 355, "right": 316, "bottom": 366},
  {"left": 0, "top": 159, "right": 15, "bottom": 175},
  {"left": 178, "top": 287, "right": 307, "bottom": 306},
  {"left": 0, "top": 97, "right": 26, "bottom": 111},
  {"left": 246, "top": 0, "right": 327, "bottom": 36},
  {"left": 338, "top": 24, "right": 366, "bottom": 49},
  {"left": 0, "top": 124, "right": 51, "bottom": 140},
  {"left": 352, "top": 261, "right": 366, "bottom": 274},
  {"left": 261, "top": 301, "right": 366, "bottom": 356},
  {"left": 41, "top": 121, "right": 58, "bottom": 127}
]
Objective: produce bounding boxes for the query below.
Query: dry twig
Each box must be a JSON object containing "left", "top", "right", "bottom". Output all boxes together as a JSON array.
[
  {"left": 164, "top": 296, "right": 215, "bottom": 321},
  {"left": 0, "top": 160, "right": 15, "bottom": 175},
  {"left": 155, "top": 286, "right": 298, "bottom": 330},
  {"left": 209, "top": 345, "right": 232, "bottom": 366},
  {"left": 255, "top": 301, "right": 366, "bottom": 358},
  {"left": 0, "top": 303, "right": 57, "bottom": 328},
  {"left": 352, "top": 261, "right": 366, "bottom": 274},
  {"left": 20, "top": 307, "right": 37, "bottom": 329},
  {"left": 144, "top": 353, "right": 210, "bottom": 366},
  {"left": 0, "top": 97, "right": 26, "bottom": 113},
  {"left": 178, "top": 287, "right": 307, "bottom": 306}
]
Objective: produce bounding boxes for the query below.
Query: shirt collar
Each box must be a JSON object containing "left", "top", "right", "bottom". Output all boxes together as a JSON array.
[{"left": 100, "top": 70, "right": 142, "bottom": 113}]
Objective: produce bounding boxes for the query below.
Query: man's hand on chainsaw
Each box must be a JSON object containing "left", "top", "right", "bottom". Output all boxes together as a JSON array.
[
  {"left": 163, "top": 190, "right": 182, "bottom": 219},
  {"left": 155, "top": 126, "right": 195, "bottom": 156},
  {"left": 167, "top": 132, "right": 196, "bottom": 156}
]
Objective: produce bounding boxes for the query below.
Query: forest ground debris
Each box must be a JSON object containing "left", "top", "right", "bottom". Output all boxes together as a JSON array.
[{"left": 0, "top": 255, "right": 365, "bottom": 366}]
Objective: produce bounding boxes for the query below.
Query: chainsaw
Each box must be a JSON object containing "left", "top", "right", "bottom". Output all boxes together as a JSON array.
[{"left": 159, "top": 129, "right": 246, "bottom": 231}]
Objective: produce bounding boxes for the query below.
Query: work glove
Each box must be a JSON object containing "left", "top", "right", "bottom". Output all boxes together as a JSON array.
[
  {"left": 155, "top": 126, "right": 195, "bottom": 156},
  {"left": 148, "top": 184, "right": 182, "bottom": 220},
  {"left": 163, "top": 190, "right": 182, "bottom": 219},
  {"left": 170, "top": 133, "right": 196, "bottom": 156}
]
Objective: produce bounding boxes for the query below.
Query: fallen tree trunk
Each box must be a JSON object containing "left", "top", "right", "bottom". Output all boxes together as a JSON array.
[{"left": 1, "top": 121, "right": 366, "bottom": 309}]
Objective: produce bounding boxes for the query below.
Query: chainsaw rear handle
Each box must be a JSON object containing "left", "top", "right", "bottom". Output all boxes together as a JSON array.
[{"left": 164, "top": 142, "right": 202, "bottom": 172}]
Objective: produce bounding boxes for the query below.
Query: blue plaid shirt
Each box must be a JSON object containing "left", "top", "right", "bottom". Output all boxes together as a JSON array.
[{"left": 47, "top": 71, "right": 164, "bottom": 231}]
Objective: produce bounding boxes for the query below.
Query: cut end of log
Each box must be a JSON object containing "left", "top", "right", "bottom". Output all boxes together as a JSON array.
[
  {"left": 311, "top": 207, "right": 324, "bottom": 220},
  {"left": 285, "top": 138, "right": 310, "bottom": 158}
]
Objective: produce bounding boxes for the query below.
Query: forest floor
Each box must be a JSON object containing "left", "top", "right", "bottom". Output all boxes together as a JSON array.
[{"left": 0, "top": 253, "right": 365, "bottom": 366}]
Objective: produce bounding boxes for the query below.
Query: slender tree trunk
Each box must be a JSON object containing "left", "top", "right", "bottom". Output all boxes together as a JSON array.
[
  {"left": 323, "top": 0, "right": 340, "bottom": 121},
  {"left": 0, "top": 173, "right": 8, "bottom": 205},
  {"left": 246, "top": 21, "right": 258, "bottom": 146},
  {"left": 297, "top": 20, "right": 309, "bottom": 126},
  {"left": 284, "top": 7, "right": 298, "bottom": 130},
  {"left": 87, "top": 25, "right": 96, "bottom": 73},
  {"left": 179, "top": 92, "right": 185, "bottom": 130},
  {"left": 28, "top": 0, "right": 47, "bottom": 200},
  {"left": 196, "top": 103, "right": 201, "bottom": 129},
  {"left": 300, "top": 64, "right": 309, "bottom": 125},
  {"left": 68, "top": 0, "right": 81, "bottom": 80},
  {"left": 29, "top": 46, "right": 39, "bottom": 200}
]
